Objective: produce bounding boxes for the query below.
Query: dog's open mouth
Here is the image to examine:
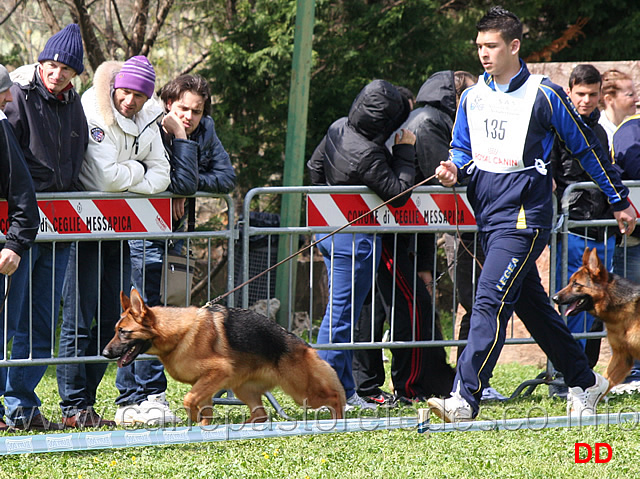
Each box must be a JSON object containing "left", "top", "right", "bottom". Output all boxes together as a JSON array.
[
  {"left": 562, "top": 295, "right": 593, "bottom": 316},
  {"left": 118, "top": 341, "right": 150, "bottom": 368}
]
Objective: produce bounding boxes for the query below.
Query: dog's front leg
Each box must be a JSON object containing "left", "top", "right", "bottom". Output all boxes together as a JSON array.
[
  {"left": 184, "top": 374, "right": 230, "bottom": 426},
  {"left": 605, "top": 349, "right": 634, "bottom": 392}
]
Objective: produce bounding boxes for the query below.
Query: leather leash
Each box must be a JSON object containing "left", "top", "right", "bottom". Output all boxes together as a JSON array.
[{"left": 210, "top": 175, "right": 481, "bottom": 305}]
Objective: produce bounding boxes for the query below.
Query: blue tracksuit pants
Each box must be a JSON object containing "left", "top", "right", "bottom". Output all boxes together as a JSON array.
[{"left": 454, "top": 228, "right": 594, "bottom": 415}]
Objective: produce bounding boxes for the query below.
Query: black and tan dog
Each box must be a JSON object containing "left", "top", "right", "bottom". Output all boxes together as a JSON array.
[
  {"left": 103, "top": 289, "right": 346, "bottom": 424},
  {"left": 553, "top": 247, "right": 640, "bottom": 393}
]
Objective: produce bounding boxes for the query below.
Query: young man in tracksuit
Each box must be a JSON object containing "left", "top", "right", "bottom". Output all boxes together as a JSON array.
[{"left": 429, "top": 6, "right": 637, "bottom": 422}]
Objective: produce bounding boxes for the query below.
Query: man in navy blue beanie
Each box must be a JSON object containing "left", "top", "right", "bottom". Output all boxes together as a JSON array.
[{"left": 2, "top": 23, "right": 88, "bottom": 431}]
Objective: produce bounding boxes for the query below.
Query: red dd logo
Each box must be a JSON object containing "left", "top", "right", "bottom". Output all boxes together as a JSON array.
[{"left": 574, "top": 442, "right": 612, "bottom": 463}]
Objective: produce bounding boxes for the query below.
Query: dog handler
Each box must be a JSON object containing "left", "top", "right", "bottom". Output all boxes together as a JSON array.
[{"left": 429, "top": 6, "right": 637, "bottom": 422}]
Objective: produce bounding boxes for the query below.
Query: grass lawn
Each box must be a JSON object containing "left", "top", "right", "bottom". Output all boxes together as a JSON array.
[{"left": 1, "top": 360, "right": 640, "bottom": 478}]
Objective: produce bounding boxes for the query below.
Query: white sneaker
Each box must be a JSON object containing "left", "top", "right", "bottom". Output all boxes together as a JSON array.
[
  {"left": 567, "top": 372, "right": 609, "bottom": 417},
  {"left": 427, "top": 392, "right": 473, "bottom": 423},
  {"left": 115, "top": 392, "right": 181, "bottom": 426},
  {"left": 345, "top": 393, "right": 377, "bottom": 412},
  {"left": 114, "top": 404, "right": 139, "bottom": 426}
]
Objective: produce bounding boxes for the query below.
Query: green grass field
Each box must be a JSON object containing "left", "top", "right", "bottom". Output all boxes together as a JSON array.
[{"left": 1, "top": 360, "right": 639, "bottom": 478}]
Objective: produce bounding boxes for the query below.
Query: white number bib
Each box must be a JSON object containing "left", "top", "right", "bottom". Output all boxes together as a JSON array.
[{"left": 467, "top": 74, "right": 544, "bottom": 174}]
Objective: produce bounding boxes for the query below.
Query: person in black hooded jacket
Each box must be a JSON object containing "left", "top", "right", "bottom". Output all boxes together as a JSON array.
[
  {"left": 412, "top": 70, "right": 507, "bottom": 402},
  {"left": 353, "top": 74, "right": 471, "bottom": 406},
  {"left": 307, "top": 79, "right": 415, "bottom": 410}
]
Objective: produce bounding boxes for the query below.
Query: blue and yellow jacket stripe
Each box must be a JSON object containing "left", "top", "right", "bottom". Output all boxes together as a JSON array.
[{"left": 450, "top": 61, "right": 629, "bottom": 232}]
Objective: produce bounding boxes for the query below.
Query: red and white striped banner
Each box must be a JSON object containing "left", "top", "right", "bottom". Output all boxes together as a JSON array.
[
  {"left": 0, "top": 198, "right": 172, "bottom": 236},
  {"left": 307, "top": 192, "right": 476, "bottom": 227}
]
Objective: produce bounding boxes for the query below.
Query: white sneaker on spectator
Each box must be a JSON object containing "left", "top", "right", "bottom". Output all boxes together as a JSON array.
[
  {"left": 427, "top": 391, "right": 473, "bottom": 423},
  {"left": 115, "top": 392, "right": 181, "bottom": 426},
  {"left": 567, "top": 372, "right": 608, "bottom": 417},
  {"left": 114, "top": 404, "right": 139, "bottom": 426},
  {"left": 345, "top": 393, "right": 378, "bottom": 412}
]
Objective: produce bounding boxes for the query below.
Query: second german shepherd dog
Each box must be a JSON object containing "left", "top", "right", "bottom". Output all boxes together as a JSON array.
[
  {"left": 553, "top": 247, "right": 640, "bottom": 393},
  {"left": 103, "top": 290, "right": 346, "bottom": 424}
]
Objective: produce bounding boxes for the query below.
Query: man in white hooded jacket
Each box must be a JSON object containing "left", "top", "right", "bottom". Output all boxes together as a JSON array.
[
  {"left": 56, "top": 56, "right": 172, "bottom": 428},
  {"left": 79, "top": 56, "right": 169, "bottom": 194}
]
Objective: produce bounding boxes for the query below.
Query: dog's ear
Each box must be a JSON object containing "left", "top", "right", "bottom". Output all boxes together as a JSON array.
[
  {"left": 582, "top": 247, "right": 592, "bottom": 266},
  {"left": 129, "top": 289, "right": 148, "bottom": 317},
  {"left": 586, "top": 247, "right": 608, "bottom": 282},
  {"left": 120, "top": 291, "right": 131, "bottom": 310}
]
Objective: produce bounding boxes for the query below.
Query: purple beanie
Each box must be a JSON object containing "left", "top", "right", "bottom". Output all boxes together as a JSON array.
[
  {"left": 38, "top": 23, "right": 84, "bottom": 74},
  {"left": 114, "top": 56, "right": 156, "bottom": 98}
]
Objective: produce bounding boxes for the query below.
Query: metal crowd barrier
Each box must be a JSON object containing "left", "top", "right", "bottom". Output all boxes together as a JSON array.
[
  {"left": 0, "top": 191, "right": 235, "bottom": 370},
  {"left": 2, "top": 182, "right": 639, "bottom": 394},
  {"left": 240, "top": 185, "right": 544, "bottom": 352}
]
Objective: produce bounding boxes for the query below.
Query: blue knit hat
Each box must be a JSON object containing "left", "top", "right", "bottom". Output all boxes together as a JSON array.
[
  {"left": 114, "top": 56, "right": 156, "bottom": 98},
  {"left": 38, "top": 24, "right": 84, "bottom": 74}
]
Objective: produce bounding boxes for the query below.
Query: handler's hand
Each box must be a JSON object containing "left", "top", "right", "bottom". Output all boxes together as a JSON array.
[
  {"left": 418, "top": 271, "right": 433, "bottom": 295},
  {"left": 435, "top": 160, "right": 458, "bottom": 187},
  {"left": 614, "top": 205, "right": 637, "bottom": 236},
  {"left": 0, "top": 249, "right": 20, "bottom": 276}
]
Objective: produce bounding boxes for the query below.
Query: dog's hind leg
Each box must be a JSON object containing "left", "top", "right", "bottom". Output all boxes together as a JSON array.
[
  {"left": 605, "top": 349, "right": 634, "bottom": 392},
  {"left": 232, "top": 385, "right": 269, "bottom": 423}
]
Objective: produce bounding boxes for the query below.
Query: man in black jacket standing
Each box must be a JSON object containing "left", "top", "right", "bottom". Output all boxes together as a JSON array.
[
  {"left": 0, "top": 63, "right": 40, "bottom": 431},
  {"left": 3, "top": 24, "right": 87, "bottom": 431}
]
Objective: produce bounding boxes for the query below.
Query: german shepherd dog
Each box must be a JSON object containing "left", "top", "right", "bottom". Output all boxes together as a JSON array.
[
  {"left": 553, "top": 247, "right": 640, "bottom": 393},
  {"left": 103, "top": 290, "right": 346, "bottom": 424}
]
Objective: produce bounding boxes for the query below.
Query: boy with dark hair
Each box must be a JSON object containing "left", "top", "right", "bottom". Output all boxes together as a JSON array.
[
  {"left": 551, "top": 64, "right": 611, "bottom": 370},
  {"left": 429, "top": 6, "right": 636, "bottom": 423},
  {"left": 118, "top": 73, "right": 235, "bottom": 425}
]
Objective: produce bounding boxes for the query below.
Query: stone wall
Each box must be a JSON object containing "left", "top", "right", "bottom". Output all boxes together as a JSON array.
[{"left": 529, "top": 60, "right": 640, "bottom": 93}]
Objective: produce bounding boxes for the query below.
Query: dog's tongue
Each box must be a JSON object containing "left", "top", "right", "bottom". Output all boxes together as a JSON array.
[
  {"left": 564, "top": 302, "right": 577, "bottom": 316},
  {"left": 118, "top": 345, "right": 140, "bottom": 368}
]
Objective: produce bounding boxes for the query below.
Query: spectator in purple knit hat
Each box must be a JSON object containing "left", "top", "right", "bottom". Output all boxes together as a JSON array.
[{"left": 55, "top": 55, "right": 170, "bottom": 429}]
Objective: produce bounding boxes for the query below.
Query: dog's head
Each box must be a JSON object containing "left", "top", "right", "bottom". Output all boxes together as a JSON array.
[
  {"left": 102, "top": 289, "right": 155, "bottom": 367},
  {"left": 552, "top": 247, "right": 608, "bottom": 316}
]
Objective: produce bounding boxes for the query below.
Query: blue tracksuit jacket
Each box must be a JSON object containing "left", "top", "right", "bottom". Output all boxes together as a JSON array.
[{"left": 450, "top": 61, "right": 629, "bottom": 232}]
